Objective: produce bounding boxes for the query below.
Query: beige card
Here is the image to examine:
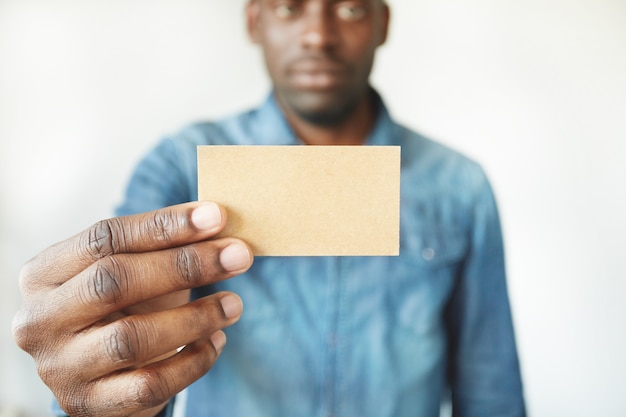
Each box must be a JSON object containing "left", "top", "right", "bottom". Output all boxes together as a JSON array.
[{"left": 197, "top": 145, "right": 400, "bottom": 256}]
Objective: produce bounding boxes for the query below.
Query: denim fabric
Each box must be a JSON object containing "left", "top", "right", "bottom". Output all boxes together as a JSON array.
[{"left": 52, "top": 93, "right": 524, "bottom": 417}]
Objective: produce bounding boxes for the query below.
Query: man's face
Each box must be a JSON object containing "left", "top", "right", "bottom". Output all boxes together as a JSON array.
[{"left": 247, "top": 0, "right": 389, "bottom": 125}]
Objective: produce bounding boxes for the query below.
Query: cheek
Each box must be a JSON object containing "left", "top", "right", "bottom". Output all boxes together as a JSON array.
[
  {"left": 345, "top": 43, "right": 377, "bottom": 73},
  {"left": 262, "top": 29, "right": 293, "bottom": 72},
  {"left": 342, "top": 29, "right": 380, "bottom": 60}
]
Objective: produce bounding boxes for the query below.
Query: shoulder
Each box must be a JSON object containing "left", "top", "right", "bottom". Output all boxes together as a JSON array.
[
  {"left": 373, "top": 94, "right": 489, "bottom": 194},
  {"left": 395, "top": 125, "right": 502, "bottom": 259},
  {"left": 115, "top": 109, "right": 256, "bottom": 216},
  {"left": 162, "top": 105, "right": 263, "bottom": 150},
  {"left": 396, "top": 124, "right": 490, "bottom": 195}
]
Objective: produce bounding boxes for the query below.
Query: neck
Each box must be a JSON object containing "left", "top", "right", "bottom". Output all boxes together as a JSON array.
[{"left": 279, "top": 90, "right": 378, "bottom": 146}]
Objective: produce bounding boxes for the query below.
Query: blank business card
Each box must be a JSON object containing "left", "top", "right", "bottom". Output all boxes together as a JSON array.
[{"left": 197, "top": 145, "right": 400, "bottom": 256}]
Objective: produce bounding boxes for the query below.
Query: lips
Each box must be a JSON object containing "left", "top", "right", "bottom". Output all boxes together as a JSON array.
[{"left": 287, "top": 58, "right": 349, "bottom": 90}]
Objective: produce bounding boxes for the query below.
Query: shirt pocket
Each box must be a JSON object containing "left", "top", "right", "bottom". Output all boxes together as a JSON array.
[
  {"left": 399, "top": 217, "right": 469, "bottom": 268},
  {"left": 390, "top": 222, "right": 469, "bottom": 336}
]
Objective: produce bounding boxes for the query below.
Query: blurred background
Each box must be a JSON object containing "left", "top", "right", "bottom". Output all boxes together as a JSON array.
[{"left": 1, "top": 0, "right": 625, "bottom": 416}]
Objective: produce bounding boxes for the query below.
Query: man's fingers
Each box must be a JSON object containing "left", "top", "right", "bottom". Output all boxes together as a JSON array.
[
  {"left": 56, "top": 335, "right": 222, "bottom": 417},
  {"left": 12, "top": 237, "right": 252, "bottom": 350},
  {"left": 48, "top": 238, "right": 251, "bottom": 330},
  {"left": 11, "top": 202, "right": 250, "bottom": 417},
  {"left": 56, "top": 293, "right": 242, "bottom": 377},
  {"left": 19, "top": 202, "right": 227, "bottom": 290}
]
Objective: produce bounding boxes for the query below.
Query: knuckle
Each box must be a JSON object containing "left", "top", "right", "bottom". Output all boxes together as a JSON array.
[
  {"left": 85, "top": 218, "right": 124, "bottom": 259},
  {"left": 34, "top": 350, "right": 83, "bottom": 396},
  {"left": 85, "top": 257, "right": 125, "bottom": 305},
  {"left": 58, "top": 390, "right": 95, "bottom": 417},
  {"left": 17, "top": 261, "right": 36, "bottom": 292},
  {"left": 36, "top": 355, "right": 62, "bottom": 386},
  {"left": 133, "top": 368, "right": 172, "bottom": 408},
  {"left": 174, "top": 246, "right": 204, "bottom": 285},
  {"left": 103, "top": 320, "right": 140, "bottom": 364},
  {"left": 11, "top": 305, "right": 48, "bottom": 353},
  {"left": 11, "top": 310, "right": 33, "bottom": 351},
  {"left": 144, "top": 209, "right": 183, "bottom": 245},
  {"left": 11, "top": 311, "right": 30, "bottom": 349}
]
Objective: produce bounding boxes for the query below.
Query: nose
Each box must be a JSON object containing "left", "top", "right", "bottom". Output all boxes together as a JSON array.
[{"left": 300, "top": 4, "right": 338, "bottom": 50}]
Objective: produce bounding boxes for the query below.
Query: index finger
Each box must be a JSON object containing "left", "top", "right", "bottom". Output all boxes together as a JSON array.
[{"left": 21, "top": 202, "right": 227, "bottom": 289}]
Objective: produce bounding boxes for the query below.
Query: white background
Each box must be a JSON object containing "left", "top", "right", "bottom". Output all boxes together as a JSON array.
[{"left": 1, "top": 1, "right": 625, "bottom": 416}]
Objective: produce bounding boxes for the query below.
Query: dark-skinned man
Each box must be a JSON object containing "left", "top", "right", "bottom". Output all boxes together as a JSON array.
[{"left": 12, "top": 1, "right": 526, "bottom": 416}]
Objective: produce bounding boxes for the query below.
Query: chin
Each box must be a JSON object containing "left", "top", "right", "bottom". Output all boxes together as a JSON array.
[
  {"left": 288, "top": 90, "right": 361, "bottom": 126},
  {"left": 297, "top": 108, "right": 350, "bottom": 126}
]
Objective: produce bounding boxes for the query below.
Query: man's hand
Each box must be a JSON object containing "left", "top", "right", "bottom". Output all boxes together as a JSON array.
[{"left": 12, "top": 202, "right": 253, "bottom": 417}]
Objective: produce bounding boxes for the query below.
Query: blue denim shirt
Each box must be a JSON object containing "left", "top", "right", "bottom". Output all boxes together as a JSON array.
[{"left": 55, "top": 93, "right": 525, "bottom": 417}]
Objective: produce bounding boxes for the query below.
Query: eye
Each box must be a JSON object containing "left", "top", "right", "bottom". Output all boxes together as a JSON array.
[
  {"left": 336, "top": 3, "right": 367, "bottom": 21},
  {"left": 274, "top": 2, "right": 300, "bottom": 19}
]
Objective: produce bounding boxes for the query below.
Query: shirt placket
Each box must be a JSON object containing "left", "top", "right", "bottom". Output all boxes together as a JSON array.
[{"left": 320, "top": 256, "right": 347, "bottom": 417}]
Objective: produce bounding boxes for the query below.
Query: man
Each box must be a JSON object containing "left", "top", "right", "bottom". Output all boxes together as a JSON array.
[{"left": 12, "top": 1, "right": 526, "bottom": 416}]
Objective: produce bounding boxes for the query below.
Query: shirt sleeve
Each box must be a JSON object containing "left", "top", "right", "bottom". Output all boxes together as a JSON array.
[
  {"left": 115, "top": 136, "right": 198, "bottom": 216},
  {"left": 445, "top": 173, "right": 526, "bottom": 417}
]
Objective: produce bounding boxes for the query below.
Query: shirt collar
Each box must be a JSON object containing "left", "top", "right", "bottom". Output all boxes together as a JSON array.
[
  {"left": 250, "top": 89, "right": 397, "bottom": 146},
  {"left": 249, "top": 94, "right": 300, "bottom": 145}
]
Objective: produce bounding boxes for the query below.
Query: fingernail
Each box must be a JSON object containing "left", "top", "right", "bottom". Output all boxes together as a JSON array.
[
  {"left": 219, "top": 243, "right": 251, "bottom": 272},
  {"left": 191, "top": 203, "right": 222, "bottom": 231},
  {"left": 220, "top": 293, "right": 243, "bottom": 319},
  {"left": 210, "top": 330, "right": 226, "bottom": 351}
]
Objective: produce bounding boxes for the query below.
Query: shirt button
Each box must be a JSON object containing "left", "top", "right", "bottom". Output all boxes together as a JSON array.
[{"left": 422, "top": 247, "right": 435, "bottom": 261}]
